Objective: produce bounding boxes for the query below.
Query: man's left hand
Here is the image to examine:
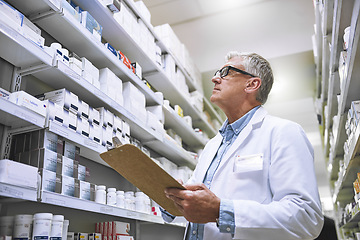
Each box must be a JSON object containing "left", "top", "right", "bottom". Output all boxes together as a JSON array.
[{"left": 164, "top": 183, "right": 220, "bottom": 223}]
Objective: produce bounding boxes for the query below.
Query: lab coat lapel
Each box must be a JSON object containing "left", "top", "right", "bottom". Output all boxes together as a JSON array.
[
  {"left": 196, "top": 133, "right": 222, "bottom": 181},
  {"left": 217, "top": 107, "right": 268, "bottom": 170}
]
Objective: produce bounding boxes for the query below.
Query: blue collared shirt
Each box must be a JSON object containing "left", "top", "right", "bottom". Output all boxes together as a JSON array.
[{"left": 187, "top": 106, "right": 260, "bottom": 240}]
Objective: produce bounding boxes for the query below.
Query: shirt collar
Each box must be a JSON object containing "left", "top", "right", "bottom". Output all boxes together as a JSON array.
[{"left": 219, "top": 106, "right": 260, "bottom": 137}]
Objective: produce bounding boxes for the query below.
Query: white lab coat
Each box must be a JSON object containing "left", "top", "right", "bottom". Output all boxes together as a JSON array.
[{"left": 185, "top": 107, "right": 324, "bottom": 240}]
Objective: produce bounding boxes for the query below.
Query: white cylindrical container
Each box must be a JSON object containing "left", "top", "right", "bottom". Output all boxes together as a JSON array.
[
  {"left": 125, "top": 191, "right": 135, "bottom": 211},
  {"left": 13, "top": 214, "right": 33, "bottom": 240},
  {"left": 0, "top": 215, "right": 14, "bottom": 236},
  {"left": 107, "top": 188, "right": 116, "bottom": 206},
  {"left": 95, "top": 185, "right": 106, "bottom": 204},
  {"left": 32, "top": 213, "right": 53, "bottom": 240},
  {"left": 116, "top": 191, "right": 125, "bottom": 208},
  {"left": 50, "top": 215, "right": 64, "bottom": 240},
  {"left": 344, "top": 26, "right": 350, "bottom": 50},
  {"left": 61, "top": 220, "right": 69, "bottom": 240}
]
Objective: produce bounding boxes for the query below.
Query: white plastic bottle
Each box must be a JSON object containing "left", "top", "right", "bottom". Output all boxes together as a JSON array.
[
  {"left": 13, "top": 214, "right": 33, "bottom": 240},
  {"left": 106, "top": 188, "right": 116, "bottom": 206},
  {"left": 32, "top": 213, "right": 53, "bottom": 240},
  {"left": 50, "top": 215, "right": 64, "bottom": 240},
  {"left": 116, "top": 191, "right": 125, "bottom": 208},
  {"left": 95, "top": 185, "right": 106, "bottom": 204},
  {"left": 62, "top": 220, "right": 69, "bottom": 240}
]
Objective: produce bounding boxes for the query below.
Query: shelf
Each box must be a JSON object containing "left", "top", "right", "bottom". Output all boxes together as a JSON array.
[
  {"left": 0, "top": 181, "right": 181, "bottom": 226},
  {"left": 40, "top": 190, "right": 166, "bottom": 224},
  {"left": 321, "top": 0, "right": 334, "bottom": 36},
  {"left": 32, "top": 60, "right": 162, "bottom": 143},
  {"left": 47, "top": 121, "right": 108, "bottom": 165},
  {"left": 145, "top": 70, "right": 217, "bottom": 137},
  {"left": 341, "top": 202, "right": 360, "bottom": 229},
  {"left": 16, "top": 0, "right": 161, "bottom": 106},
  {"left": 339, "top": 0, "right": 360, "bottom": 113},
  {"left": 67, "top": 0, "right": 216, "bottom": 137},
  {"left": 0, "top": 98, "right": 46, "bottom": 129},
  {"left": 122, "top": 0, "right": 200, "bottom": 93},
  {"left": 145, "top": 136, "right": 197, "bottom": 169},
  {"left": 330, "top": 114, "right": 347, "bottom": 158},
  {"left": 163, "top": 106, "right": 206, "bottom": 149},
  {"left": 0, "top": 16, "right": 52, "bottom": 68},
  {"left": 0, "top": 182, "right": 38, "bottom": 202},
  {"left": 70, "top": 0, "right": 156, "bottom": 75},
  {"left": 333, "top": 119, "right": 360, "bottom": 203}
]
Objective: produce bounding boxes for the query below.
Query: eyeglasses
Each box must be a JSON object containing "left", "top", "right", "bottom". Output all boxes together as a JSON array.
[{"left": 214, "top": 66, "right": 257, "bottom": 78}]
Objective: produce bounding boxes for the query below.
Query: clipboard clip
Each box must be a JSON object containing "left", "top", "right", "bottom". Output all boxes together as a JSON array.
[{"left": 107, "top": 136, "right": 125, "bottom": 151}]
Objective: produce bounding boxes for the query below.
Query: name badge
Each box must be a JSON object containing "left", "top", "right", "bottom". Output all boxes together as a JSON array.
[{"left": 233, "top": 153, "right": 264, "bottom": 172}]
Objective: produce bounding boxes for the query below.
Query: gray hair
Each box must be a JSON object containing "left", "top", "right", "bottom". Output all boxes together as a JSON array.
[{"left": 225, "top": 51, "right": 274, "bottom": 104}]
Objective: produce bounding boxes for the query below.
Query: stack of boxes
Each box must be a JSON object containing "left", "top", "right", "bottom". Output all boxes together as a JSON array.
[
  {"left": 99, "top": 68, "right": 124, "bottom": 106},
  {"left": 123, "top": 82, "right": 147, "bottom": 122},
  {"left": 345, "top": 100, "right": 360, "bottom": 156},
  {"left": 9, "top": 129, "right": 96, "bottom": 201},
  {"left": 95, "top": 221, "right": 133, "bottom": 240},
  {"left": 0, "top": 0, "right": 45, "bottom": 47}
]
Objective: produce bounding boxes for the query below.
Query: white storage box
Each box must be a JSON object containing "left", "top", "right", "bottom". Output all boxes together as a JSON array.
[
  {"left": 39, "top": 168, "right": 57, "bottom": 192},
  {"left": 122, "top": 82, "right": 146, "bottom": 122},
  {"left": 8, "top": 91, "right": 46, "bottom": 117},
  {"left": 41, "top": 88, "right": 79, "bottom": 114},
  {"left": 0, "top": 159, "right": 38, "bottom": 188},
  {"left": 97, "top": 107, "right": 114, "bottom": 128}
]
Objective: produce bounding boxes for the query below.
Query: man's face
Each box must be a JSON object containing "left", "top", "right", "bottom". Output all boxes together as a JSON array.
[{"left": 210, "top": 57, "right": 251, "bottom": 110}]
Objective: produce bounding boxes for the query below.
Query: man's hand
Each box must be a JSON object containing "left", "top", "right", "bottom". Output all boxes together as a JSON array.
[{"left": 165, "top": 183, "right": 220, "bottom": 223}]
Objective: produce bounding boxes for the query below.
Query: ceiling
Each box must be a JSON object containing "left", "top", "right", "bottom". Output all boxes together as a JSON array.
[{"left": 137, "top": 0, "right": 332, "bottom": 207}]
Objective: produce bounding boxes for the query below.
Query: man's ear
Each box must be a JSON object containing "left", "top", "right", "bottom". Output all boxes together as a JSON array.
[{"left": 245, "top": 78, "right": 261, "bottom": 93}]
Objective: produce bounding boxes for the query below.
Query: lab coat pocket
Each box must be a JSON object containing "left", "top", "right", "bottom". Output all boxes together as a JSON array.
[{"left": 233, "top": 153, "right": 264, "bottom": 173}]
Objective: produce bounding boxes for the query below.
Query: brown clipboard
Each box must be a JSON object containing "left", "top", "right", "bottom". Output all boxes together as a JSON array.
[{"left": 100, "top": 144, "right": 185, "bottom": 216}]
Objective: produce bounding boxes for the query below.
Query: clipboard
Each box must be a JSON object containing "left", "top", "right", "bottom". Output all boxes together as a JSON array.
[{"left": 100, "top": 144, "right": 186, "bottom": 216}]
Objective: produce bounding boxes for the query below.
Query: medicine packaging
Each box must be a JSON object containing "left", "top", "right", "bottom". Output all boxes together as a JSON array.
[
  {"left": 122, "top": 82, "right": 147, "bottom": 122},
  {"left": 41, "top": 88, "right": 79, "bottom": 114},
  {"left": 8, "top": 91, "right": 47, "bottom": 117},
  {"left": 0, "top": 160, "right": 38, "bottom": 188},
  {"left": 43, "top": 100, "right": 65, "bottom": 127},
  {"left": 88, "top": 107, "right": 100, "bottom": 126}
]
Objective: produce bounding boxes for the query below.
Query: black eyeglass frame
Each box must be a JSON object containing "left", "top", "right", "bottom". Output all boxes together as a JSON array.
[{"left": 214, "top": 66, "right": 257, "bottom": 78}]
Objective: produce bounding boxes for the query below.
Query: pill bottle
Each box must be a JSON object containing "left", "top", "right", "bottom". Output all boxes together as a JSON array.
[
  {"left": 95, "top": 185, "right": 106, "bottom": 204},
  {"left": 50, "top": 215, "right": 64, "bottom": 240},
  {"left": 124, "top": 191, "right": 135, "bottom": 210},
  {"left": 13, "top": 214, "right": 33, "bottom": 240},
  {"left": 0, "top": 215, "right": 14, "bottom": 236},
  {"left": 62, "top": 220, "right": 69, "bottom": 240},
  {"left": 32, "top": 213, "right": 53, "bottom": 240},
  {"left": 116, "top": 191, "right": 125, "bottom": 208},
  {"left": 106, "top": 188, "right": 116, "bottom": 206}
]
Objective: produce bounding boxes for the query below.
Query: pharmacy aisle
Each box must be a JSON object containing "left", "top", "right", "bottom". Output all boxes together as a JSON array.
[
  {"left": 314, "top": 0, "right": 360, "bottom": 239},
  {"left": 0, "top": 0, "right": 223, "bottom": 240}
]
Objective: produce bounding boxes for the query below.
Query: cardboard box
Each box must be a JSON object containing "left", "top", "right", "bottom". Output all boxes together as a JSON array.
[
  {"left": 8, "top": 91, "right": 46, "bottom": 117},
  {"left": 80, "top": 11, "right": 102, "bottom": 39},
  {"left": 55, "top": 174, "right": 77, "bottom": 196},
  {"left": 44, "top": 100, "right": 65, "bottom": 127},
  {"left": 41, "top": 88, "right": 79, "bottom": 114},
  {"left": 112, "top": 221, "right": 130, "bottom": 236},
  {"left": 97, "top": 107, "right": 114, "bottom": 128},
  {"left": 0, "top": 159, "right": 38, "bottom": 188},
  {"left": 30, "top": 148, "right": 62, "bottom": 171},
  {"left": 39, "top": 168, "right": 57, "bottom": 192},
  {"left": 89, "top": 107, "right": 100, "bottom": 126}
]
